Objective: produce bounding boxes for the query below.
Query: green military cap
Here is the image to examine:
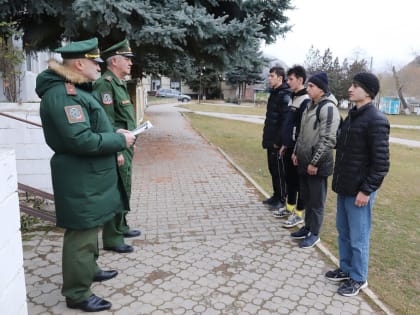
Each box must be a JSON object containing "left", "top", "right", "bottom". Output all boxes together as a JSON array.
[
  {"left": 55, "top": 37, "right": 103, "bottom": 63},
  {"left": 101, "top": 39, "right": 134, "bottom": 60}
]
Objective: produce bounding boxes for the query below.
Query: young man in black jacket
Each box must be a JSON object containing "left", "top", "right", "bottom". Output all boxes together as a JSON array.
[
  {"left": 275, "top": 65, "right": 310, "bottom": 225},
  {"left": 326, "top": 72, "right": 390, "bottom": 296},
  {"left": 262, "top": 66, "right": 292, "bottom": 212}
]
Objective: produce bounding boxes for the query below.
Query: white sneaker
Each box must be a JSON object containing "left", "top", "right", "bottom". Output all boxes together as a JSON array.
[
  {"left": 282, "top": 213, "right": 304, "bottom": 228},
  {"left": 272, "top": 209, "right": 291, "bottom": 218}
]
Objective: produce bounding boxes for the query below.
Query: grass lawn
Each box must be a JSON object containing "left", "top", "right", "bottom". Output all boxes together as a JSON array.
[
  {"left": 390, "top": 128, "right": 420, "bottom": 141},
  {"left": 184, "top": 112, "right": 419, "bottom": 315},
  {"left": 180, "top": 103, "right": 266, "bottom": 116},
  {"left": 386, "top": 114, "right": 420, "bottom": 125},
  {"left": 147, "top": 96, "right": 181, "bottom": 104}
]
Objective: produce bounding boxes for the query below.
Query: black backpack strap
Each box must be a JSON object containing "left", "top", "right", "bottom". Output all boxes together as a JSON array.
[{"left": 313, "top": 99, "right": 331, "bottom": 129}]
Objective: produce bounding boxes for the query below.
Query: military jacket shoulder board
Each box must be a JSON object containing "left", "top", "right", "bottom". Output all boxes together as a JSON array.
[{"left": 65, "top": 83, "right": 77, "bottom": 95}]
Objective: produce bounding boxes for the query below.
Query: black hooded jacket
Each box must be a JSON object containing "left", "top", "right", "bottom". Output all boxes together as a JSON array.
[
  {"left": 332, "top": 103, "right": 390, "bottom": 196},
  {"left": 262, "top": 82, "right": 292, "bottom": 149}
]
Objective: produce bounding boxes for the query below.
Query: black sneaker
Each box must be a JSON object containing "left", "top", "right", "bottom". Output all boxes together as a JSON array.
[
  {"left": 325, "top": 268, "right": 350, "bottom": 282},
  {"left": 290, "top": 226, "right": 309, "bottom": 239},
  {"left": 269, "top": 201, "right": 286, "bottom": 211},
  {"left": 337, "top": 278, "right": 368, "bottom": 297},
  {"left": 299, "top": 233, "right": 320, "bottom": 248},
  {"left": 262, "top": 196, "right": 278, "bottom": 205}
]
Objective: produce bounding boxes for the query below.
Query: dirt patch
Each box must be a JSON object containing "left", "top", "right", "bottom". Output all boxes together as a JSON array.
[
  {"left": 151, "top": 176, "right": 173, "bottom": 183},
  {"left": 143, "top": 269, "right": 174, "bottom": 283},
  {"left": 212, "top": 263, "right": 234, "bottom": 277}
]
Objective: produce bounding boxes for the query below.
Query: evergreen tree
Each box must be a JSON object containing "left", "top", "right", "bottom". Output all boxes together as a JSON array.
[
  {"left": 0, "top": 0, "right": 292, "bottom": 77},
  {"left": 304, "top": 46, "right": 369, "bottom": 101},
  {"left": 340, "top": 58, "right": 369, "bottom": 99},
  {"left": 225, "top": 39, "right": 268, "bottom": 102}
]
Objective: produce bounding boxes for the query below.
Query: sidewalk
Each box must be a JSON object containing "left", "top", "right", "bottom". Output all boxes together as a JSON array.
[{"left": 23, "top": 103, "right": 383, "bottom": 314}]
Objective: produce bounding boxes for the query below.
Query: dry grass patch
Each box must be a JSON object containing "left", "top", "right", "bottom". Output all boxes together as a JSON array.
[
  {"left": 386, "top": 114, "right": 420, "bottom": 125},
  {"left": 390, "top": 128, "right": 420, "bottom": 141},
  {"left": 179, "top": 103, "right": 266, "bottom": 116}
]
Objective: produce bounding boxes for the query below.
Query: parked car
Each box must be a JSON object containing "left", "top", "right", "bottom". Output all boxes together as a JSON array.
[{"left": 155, "top": 88, "right": 191, "bottom": 102}]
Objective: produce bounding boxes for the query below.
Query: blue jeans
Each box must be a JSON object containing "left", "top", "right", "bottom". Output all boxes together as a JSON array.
[{"left": 336, "top": 192, "right": 377, "bottom": 282}]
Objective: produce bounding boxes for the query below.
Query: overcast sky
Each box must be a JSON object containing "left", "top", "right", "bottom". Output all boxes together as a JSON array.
[{"left": 262, "top": 0, "right": 420, "bottom": 72}]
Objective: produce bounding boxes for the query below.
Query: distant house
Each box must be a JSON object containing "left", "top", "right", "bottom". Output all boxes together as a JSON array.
[
  {"left": 406, "top": 97, "right": 420, "bottom": 115},
  {"left": 339, "top": 100, "right": 350, "bottom": 109},
  {"left": 380, "top": 97, "right": 401, "bottom": 114},
  {"left": 379, "top": 96, "right": 420, "bottom": 115}
]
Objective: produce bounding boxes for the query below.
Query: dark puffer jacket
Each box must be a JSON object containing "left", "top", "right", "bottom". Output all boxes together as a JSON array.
[
  {"left": 262, "top": 82, "right": 292, "bottom": 149},
  {"left": 332, "top": 103, "right": 390, "bottom": 196}
]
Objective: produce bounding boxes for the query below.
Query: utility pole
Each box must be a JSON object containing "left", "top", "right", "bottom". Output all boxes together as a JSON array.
[
  {"left": 198, "top": 66, "right": 205, "bottom": 104},
  {"left": 199, "top": 72, "right": 201, "bottom": 104}
]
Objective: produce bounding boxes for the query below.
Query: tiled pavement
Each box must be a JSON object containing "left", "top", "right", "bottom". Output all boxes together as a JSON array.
[{"left": 23, "top": 103, "right": 382, "bottom": 314}]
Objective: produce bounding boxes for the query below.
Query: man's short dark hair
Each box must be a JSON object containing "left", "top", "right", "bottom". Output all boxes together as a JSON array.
[
  {"left": 269, "top": 66, "right": 286, "bottom": 81},
  {"left": 287, "top": 65, "right": 307, "bottom": 82}
]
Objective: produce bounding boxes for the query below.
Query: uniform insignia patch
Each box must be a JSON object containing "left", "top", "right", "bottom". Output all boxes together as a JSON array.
[
  {"left": 101, "top": 92, "right": 113, "bottom": 105},
  {"left": 121, "top": 100, "right": 131, "bottom": 105},
  {"left": 105, "top": 76, "right": 113, "bottom": 82},
  {"left": 64, "top": 105, "right": 86, "bottom": 124},
  {"left": 65, "top": 83, "right": 77, "bottom": 96}
]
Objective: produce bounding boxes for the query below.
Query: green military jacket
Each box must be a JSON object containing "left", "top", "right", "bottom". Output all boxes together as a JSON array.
[
  {"left": 93, "top": 69, "right": 137, "bottom": 198},
  {"left": 93, "top": 70, "right": 136, "bottom": 131},
  {"left": 35, "top": 60, "right": 129, "bottom": 230}
]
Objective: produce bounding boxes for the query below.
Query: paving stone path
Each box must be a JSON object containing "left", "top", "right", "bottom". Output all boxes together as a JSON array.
[{"left": 23, "top": 103, "right": 380, "bottom": 314}]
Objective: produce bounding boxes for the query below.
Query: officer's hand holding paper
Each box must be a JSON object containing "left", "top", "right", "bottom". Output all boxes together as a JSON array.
[{"left": 131, "top": 120, "right": 153, "bottom": 136}]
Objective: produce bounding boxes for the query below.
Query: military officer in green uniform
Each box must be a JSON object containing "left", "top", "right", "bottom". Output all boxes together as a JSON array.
[
  {"left": 36, "top": 38, "right": 136, "bottom": 312},
  {"left": 93, "top": 39, "right": 141, "bottom": 253}
]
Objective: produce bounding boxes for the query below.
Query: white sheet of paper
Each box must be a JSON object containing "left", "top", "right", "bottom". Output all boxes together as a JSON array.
[{"left": 130, "top": 120, "right": 153, "bottom": 136}]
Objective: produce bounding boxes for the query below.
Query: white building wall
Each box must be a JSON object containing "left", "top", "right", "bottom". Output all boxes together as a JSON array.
[
  {"left": 0, "top": 39, "right": 56, "bottom": 103},
  {"left": 160, "top": 77, "right": 171, "bottom": 89},
  {"left": 20, "top": 71, "right": 40, "bottom": 102},
  {"left": 0, "top": 149, "right": 28, "bottom": 315},
  {"left": 0, "top": 103, "right": 53, "bottom": 193}
]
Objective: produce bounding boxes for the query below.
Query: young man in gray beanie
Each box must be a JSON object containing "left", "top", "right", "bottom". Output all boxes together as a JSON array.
[
  {"left": 291, "top": 72, "right": 341, "bottom": 248},
  {"left": 326, "top": 72, "right": 390, "bottom": 296}
]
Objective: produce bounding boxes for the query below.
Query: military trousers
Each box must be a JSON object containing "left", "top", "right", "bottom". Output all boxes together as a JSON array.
[
  {"left": 62, "top": 227, "right": 100, "bottom": 303},
  {"left": 102, "top": 211, "right": 127, "bottom": 247},
  {"left": 102, "top": 146, "right": 133, "bottom": 246},
  {"left": 119, "top": 147, "right": 134, "bottom": 200}
]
